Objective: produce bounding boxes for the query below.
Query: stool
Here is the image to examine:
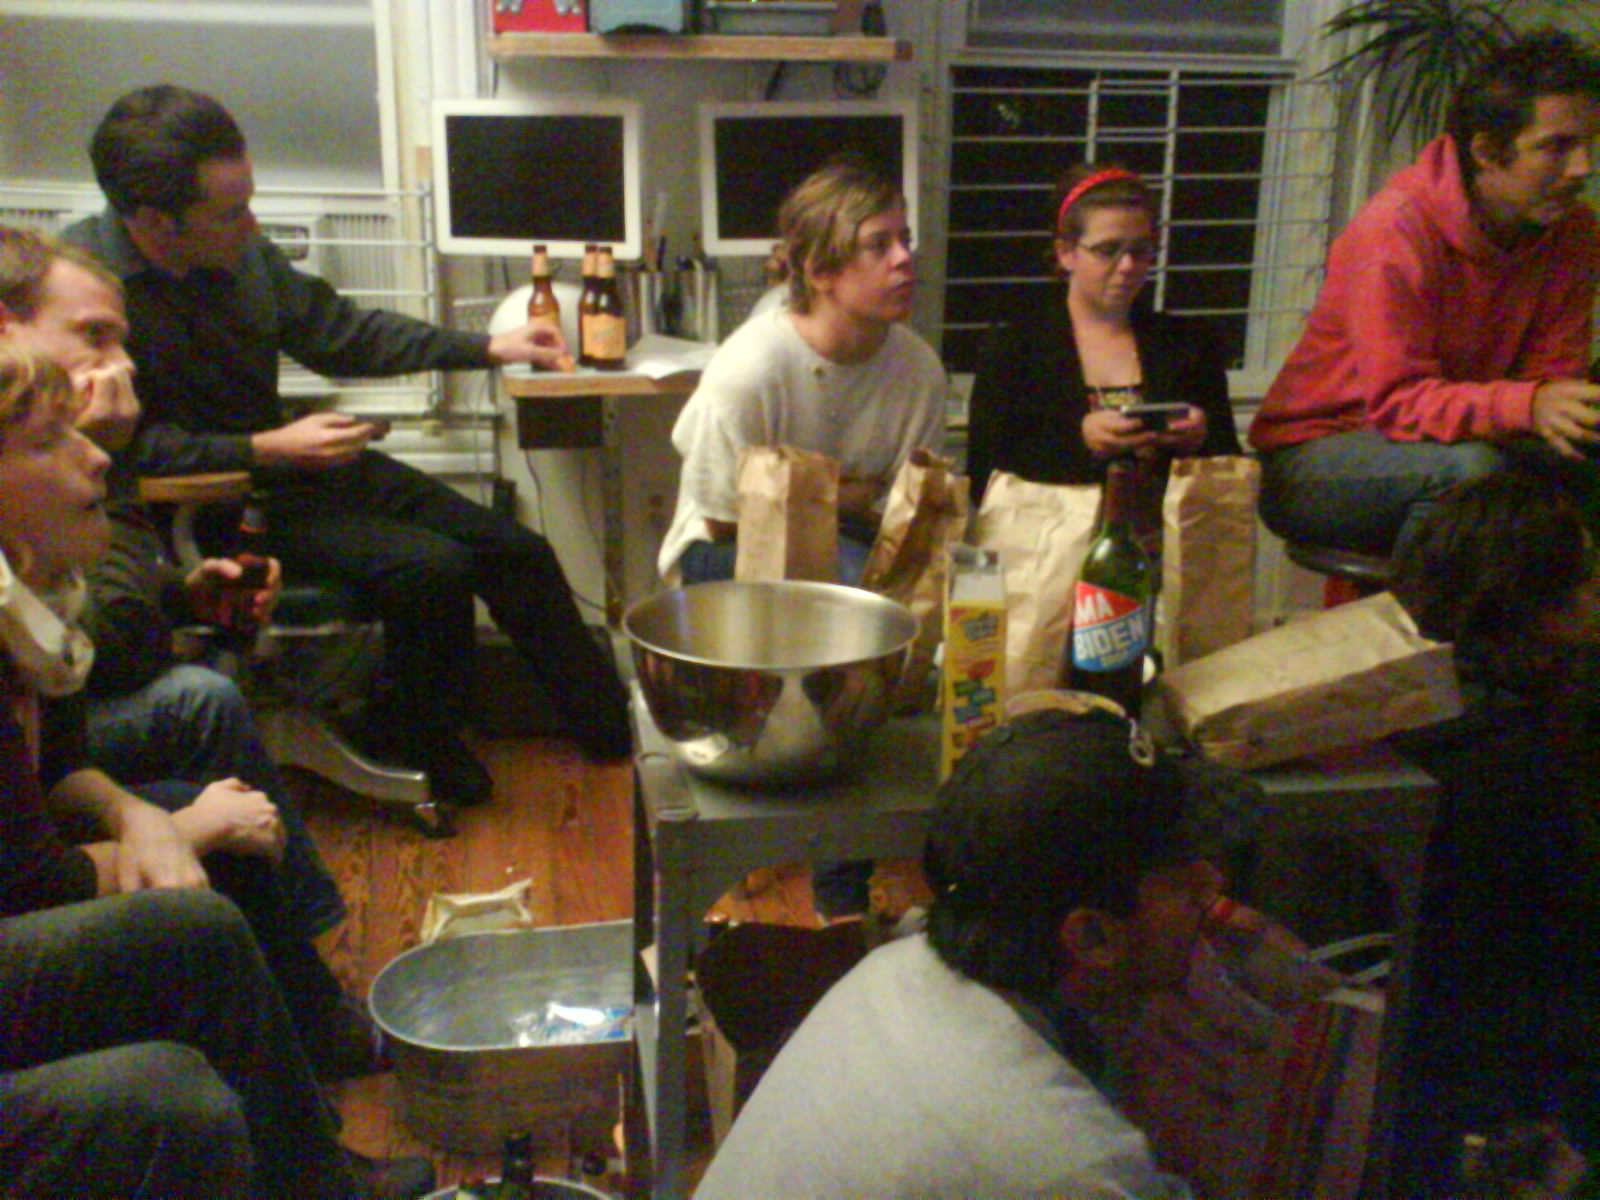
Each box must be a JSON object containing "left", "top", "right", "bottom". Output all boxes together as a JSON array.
[
  {"left": 139, "top": 474, "right": 451, "bottom": 838},
  {"left": 253, "top": 580, "right": 453, "bottom": 838},
  {"left": 1284, "top": 541, "right": 1395, "bottom": 608}
]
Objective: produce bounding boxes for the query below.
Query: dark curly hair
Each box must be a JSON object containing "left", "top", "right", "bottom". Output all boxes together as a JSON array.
[
  {"left": 1448, "top": 30, "right": 1600, "bottom": 189},
  {"left": 1390, "top": 468, "right": 1594, "bottom": 690},
  {"left": 90, "top": 85, "right": 247, "bottom": 218}
]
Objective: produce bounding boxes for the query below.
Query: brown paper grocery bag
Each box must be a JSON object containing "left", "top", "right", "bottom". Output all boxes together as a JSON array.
[
  {"left": 1159, "top": 456, "right": 1261, "bottom": 667},
  {"left": 861, "top": 450, "right": 971, "bottom": 711},
  {"left": 971, "top": 470, "right": 1102, "bottom": 696},
  {"left": 734, "top": 445, "right": 839, "bottom": 583},
  {"left": 1155, "top": 591, "right": 1463, "bottom": 770}
]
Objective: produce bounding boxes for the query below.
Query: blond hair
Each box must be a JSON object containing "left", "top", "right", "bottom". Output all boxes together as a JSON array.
[
  {"left": 0, "top": 343, "right": 77, "bottom": 449},
  {"left": 775, "top": 157, "right": 904, "bottom": 314}
]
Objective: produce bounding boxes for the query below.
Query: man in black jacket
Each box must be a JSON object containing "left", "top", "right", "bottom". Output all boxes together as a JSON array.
[{"left": 64, "top": 84, "right": 632, "bottom": 805}]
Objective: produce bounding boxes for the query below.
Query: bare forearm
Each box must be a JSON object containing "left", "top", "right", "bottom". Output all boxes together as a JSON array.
[
  {"left": 48, "top": 768, "right": 139, "bottom": 834},
  {"left": 48, "top": 769, "right": 208, "bottom": 891}
]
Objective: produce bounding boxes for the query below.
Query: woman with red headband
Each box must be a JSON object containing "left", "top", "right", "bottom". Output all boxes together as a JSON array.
[{"left": 966, "top": 163, "right": 1239, "bottom": 506}]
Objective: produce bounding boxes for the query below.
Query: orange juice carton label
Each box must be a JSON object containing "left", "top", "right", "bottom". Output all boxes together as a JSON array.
[{"left": 942, "top": 546, "right": 1006, "bottom": 779}]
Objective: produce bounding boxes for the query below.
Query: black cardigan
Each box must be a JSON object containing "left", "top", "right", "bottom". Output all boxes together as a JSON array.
[{"left": 966, "top": 301, "right": 1241, "bottom": 504}]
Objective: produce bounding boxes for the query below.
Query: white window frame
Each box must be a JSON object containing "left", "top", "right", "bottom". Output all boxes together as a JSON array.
[{"left": 925, "top": 0, "right": 1351, "bottom": 406}]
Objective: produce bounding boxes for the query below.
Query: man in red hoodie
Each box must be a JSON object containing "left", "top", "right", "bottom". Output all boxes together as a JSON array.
[{"left": 1250, "top": 31, "right": 1600, "bottom": 557}]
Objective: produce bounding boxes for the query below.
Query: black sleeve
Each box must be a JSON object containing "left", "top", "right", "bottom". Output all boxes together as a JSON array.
[
  {"left": 38, "top": 694, "right": 93, "bottom": 795},
  {"left": 267, "top": 241, "right": 493, "bottom": 378},
  {"left": 966, "top": 322, "right": 1019, "bottom": 506},
  {"left": 128, "top": 424, "right": 256, "bottom": 477},
  {"left": 81, "top": 505, "right": 185, "bottom": 699},
  {"left": 0, "top": 700, "right": 98, "bottom": 917}
]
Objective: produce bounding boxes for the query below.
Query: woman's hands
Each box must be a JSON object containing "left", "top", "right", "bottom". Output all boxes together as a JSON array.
[
  {"left": 1157, "top": 406, "right": 1207, "bottom": 455},
  {"left": 1082, "top": 405, "right": 1207, "bottom": 459}
]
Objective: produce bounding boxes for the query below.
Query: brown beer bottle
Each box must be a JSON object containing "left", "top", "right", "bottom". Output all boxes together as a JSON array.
[
  {"left": 1060, "top": 456, "right": 1154, "bottom": 717},
  {"left": 213, "top": 489, "right": 271, "bottom": 651},
  {"left": 577, "top": 244, "right": 598, "bottom": 367},
  {"left": 585, "top": 245, "right": 627, "bottom": 370},
  {"left": 526, "top": 243, "right": 559, "bottom": 327},
  {"left": 495, "top": 1129, "right": 536, "bottom": 1200}
]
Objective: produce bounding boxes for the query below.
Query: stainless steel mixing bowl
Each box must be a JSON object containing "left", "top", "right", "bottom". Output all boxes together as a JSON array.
[{"left": 624, "top": 580, "right": 918, "bottom": 787}]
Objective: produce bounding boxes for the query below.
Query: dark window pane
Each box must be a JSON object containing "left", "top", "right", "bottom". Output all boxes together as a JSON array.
[{"left": 942, "top": 61, "right": 1286, "bottom": 376}]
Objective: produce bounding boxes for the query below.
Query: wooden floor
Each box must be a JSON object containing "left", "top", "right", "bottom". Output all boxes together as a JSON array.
[{"left": 300, "top": 731, "right": 928, "bottom": 1193}]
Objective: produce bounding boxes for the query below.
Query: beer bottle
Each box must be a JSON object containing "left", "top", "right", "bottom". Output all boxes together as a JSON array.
[
  {"left": 212, "top": 489, "right": 272, "bottom": 650},
  {"left": 1060, "top": 456, "right": 1153, "bottom": 717},
  {"left": 585, "top": 245, "right": 627, "bottom": 371},
  {"left": 496, "top": 1129, "right": 536, "bottom": 1200},
  {"left": 526, "top": 243, "right": 559, "bottom": 328},
  {"left": 577, "top": 244, "right": 598, "bottom": 367}
]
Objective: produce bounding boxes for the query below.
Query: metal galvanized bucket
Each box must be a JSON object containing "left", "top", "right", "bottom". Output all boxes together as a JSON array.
[{"left": 370, "top": 921, "right": 633, "bottom": 1154}]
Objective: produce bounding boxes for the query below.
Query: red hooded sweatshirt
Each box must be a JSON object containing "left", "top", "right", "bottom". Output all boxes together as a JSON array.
[{"left": 1250, "top": 134, "right": 1599, "bottom": 451}]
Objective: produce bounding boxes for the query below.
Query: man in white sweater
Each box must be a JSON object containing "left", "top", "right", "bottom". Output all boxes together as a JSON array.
[{"left": 694, "top": 705, "right": 1212, "bottom": 1199}]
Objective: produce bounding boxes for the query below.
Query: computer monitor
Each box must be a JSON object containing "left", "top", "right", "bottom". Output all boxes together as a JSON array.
[
  {"left": 697, "top": 99, "right": 919, "bottom": 258},
  {"left": 431, "top": 96, "right": 643, "bottom": 260}
]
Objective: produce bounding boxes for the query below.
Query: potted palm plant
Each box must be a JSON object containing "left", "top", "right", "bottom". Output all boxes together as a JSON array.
[{"left": 1321, "top": 0, "right": 1597, "bottom": 145}]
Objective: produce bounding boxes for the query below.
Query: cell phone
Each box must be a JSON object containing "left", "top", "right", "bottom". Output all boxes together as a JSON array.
[
  {"left": 362, "top": 417, "right": 392, "bottom": 440},
  {"left": 1120, "top": 402, "right": 1189, "bottom": 432}
]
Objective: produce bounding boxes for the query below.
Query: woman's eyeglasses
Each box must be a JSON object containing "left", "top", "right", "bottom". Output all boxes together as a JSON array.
[{"left": 1080, "top": 239, "right": 1160, "bottom": 264}]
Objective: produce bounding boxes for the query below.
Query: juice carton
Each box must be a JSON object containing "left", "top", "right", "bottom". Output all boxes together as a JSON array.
[{"left": 941, "top": 545, "right": 1006, "bottom": 779}]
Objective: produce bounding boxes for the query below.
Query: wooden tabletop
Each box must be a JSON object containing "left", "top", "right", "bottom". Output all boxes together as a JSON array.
[{"left": 500, "top": 369, "right": 700, "bottom": 399}]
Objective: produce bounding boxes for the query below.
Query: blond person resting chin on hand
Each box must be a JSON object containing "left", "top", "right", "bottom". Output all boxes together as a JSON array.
[
  {"left": 0, "top": 344, "right": 283, "bottom": 893},
  {"left": 0, "top": 346, "right": 401, "bottom": 1090}
]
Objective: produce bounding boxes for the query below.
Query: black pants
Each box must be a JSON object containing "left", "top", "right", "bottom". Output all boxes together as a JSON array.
[
  {"left": 0, "top": 890, "right": 360, "bottom": 1199},
  {"left": 133, "top": 779, "right": 347, "bottom": 1044},
  {"left": 259, "top": 450, "right": 629, "bottom": 756},
  {"left": 1388, "top": 688, "right": 1600, "bottom": 1195}
]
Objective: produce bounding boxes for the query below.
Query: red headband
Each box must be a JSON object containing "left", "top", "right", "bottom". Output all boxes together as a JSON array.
[{"left": 1057, "top": 168, "right": 1142, "bottom": 234}]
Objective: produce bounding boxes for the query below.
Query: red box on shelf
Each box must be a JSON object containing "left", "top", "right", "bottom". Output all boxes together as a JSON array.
[{"left": 491, "top": 0, "right": 587, "bottom": 34}]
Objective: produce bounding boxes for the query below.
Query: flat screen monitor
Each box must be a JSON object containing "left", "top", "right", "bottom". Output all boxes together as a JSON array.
[
  {"left": 431, "top": 96, "right": 643, "bottom": 260},
  {"left": 698, "top": 99, "right": 919, "bottom": 257}
]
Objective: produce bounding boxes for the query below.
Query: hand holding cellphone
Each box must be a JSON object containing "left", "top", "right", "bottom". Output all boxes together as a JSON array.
[
  {"left": 361, "top": 417, "right": 392, "bottom": 441},
  {"left": 1120, "top": 402, "right": 1189, "bottom": 432}
]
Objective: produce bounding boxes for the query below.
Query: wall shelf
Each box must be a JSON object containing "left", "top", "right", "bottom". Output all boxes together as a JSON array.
[{"left": 487, "top": 32, "right": 911, "bottom": 62}]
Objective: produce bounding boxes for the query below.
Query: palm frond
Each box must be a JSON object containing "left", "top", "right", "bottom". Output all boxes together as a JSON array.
[{"left": 1317, "top": 0, "right": 1533, "bottom": 143}]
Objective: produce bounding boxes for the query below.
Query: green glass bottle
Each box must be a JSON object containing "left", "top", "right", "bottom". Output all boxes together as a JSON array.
[
  {"left": 1060, "top": 456, "right": 1154, "bottom": 717},
  {"left": 496, "top": 1130, "right": 536, "bottom": 1200}
]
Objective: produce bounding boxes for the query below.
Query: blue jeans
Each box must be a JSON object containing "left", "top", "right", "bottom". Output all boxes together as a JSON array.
[
  {"left": 679, "top": 533, "right": 874, "bottom": 588},
  {"left": 1258, "top": 429, "right": 1507, "bottom": 558},
  {"left": 85, "top": 664, "right": 346, "bottom": 939},
  {"left": 0, "top": 890, "right": 360, "bottom": 1199},
  {"left": 679, "top": 534, "right": 877, "bottom": 919}
]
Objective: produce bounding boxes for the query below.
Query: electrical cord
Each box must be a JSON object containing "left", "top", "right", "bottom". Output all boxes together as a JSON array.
[
  {"left": 577, "top": 448, "right": 626, "bottom": 611},
  {"left": 523, "top": 447, "right": 609, "bottom": 618}
]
